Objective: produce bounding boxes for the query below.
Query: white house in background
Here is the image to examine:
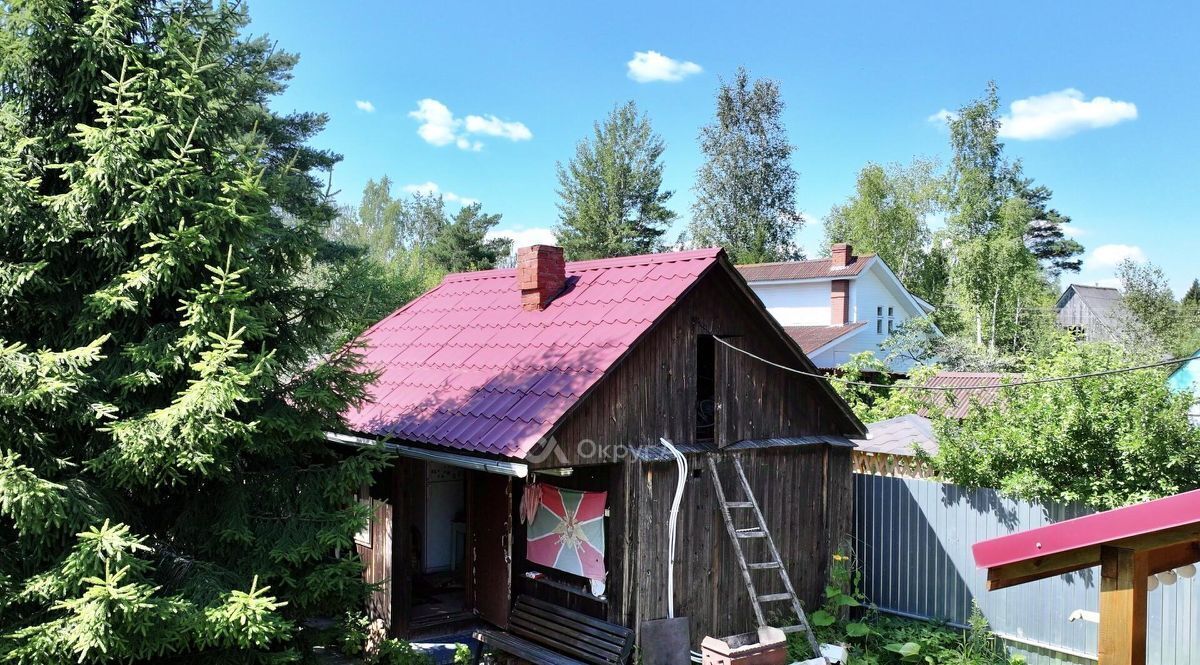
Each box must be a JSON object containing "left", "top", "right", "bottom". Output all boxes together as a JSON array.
[{"left": 737, "top": 243, "right": 936, "bottom": 373}]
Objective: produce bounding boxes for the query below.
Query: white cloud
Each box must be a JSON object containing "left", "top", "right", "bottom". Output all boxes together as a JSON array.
[
  {"left": 1090, "top": 277, "right": 1123, "bottom": 290},
  {"left": 487, "top": 227, "right": 557, "bottom": 250},
  {"left": 408, "top": 98, "right": 532, "bottom": 150},
  {"left": 401, "top": 181, "right": 479, "bottom": 206},
  {"left": 998, "top": 89, "right": 1137, "bottom": 140},
  {"left": 1061, "top": 225, "right": 1087, "bottom": 239},
  {"left": 1089, "top": 243, "right": 1146, "bottom": 268},
  {"left": 464, "top": 114, "right": 533, "bottom": 141},
  {"left": 408, "top": 99, "right": 460, "bottom": 146},
  {"left": 355, "top": 100, "right": 376, "bottom": 113},
  {"left": 927, "top": 109, "right": 956, "bottom": 126},
  {"left": 626, "top": 50, "right": 703, "bottom": 83}
]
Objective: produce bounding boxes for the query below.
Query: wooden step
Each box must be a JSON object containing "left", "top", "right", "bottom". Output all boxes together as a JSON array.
[
  {"left": 725, "top": 502, "right": 754, "bottom": 508},
  {"left": 735, "top": 529, "right": 765, "bottom": 539},
  {"left": 747, "top": 562, "right": 781, "bottom": 570},
  {"left": 779, "top": 625, "right": 808, "bottom": 634},
  {"left": 757, "top": 593, "right": 792, "bottom": 603}
]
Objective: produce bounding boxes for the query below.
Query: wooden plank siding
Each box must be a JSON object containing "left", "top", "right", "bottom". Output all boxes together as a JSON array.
[
  {"left": 538, "top": 263, "right": 855, "bottom": 469},
  {"left": 631, "top": 445, "right": 853, "bottom": 643}
]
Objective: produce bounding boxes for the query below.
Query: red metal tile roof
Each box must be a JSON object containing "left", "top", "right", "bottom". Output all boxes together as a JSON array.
[
  {"left": 918, "top": 371, "right": 1006, "bottom": 420},
  {"left": 737, "top": 254, "right": 875, "bottom": 282},
  {"left": 973, "top": 488, "right": 1200, "bottom": 571},
  {"left": 343, "top": 248, "right": 723, "bottom": 458},
  {"left": 783, "top": 323, "right": 867, "bottom": 356}
]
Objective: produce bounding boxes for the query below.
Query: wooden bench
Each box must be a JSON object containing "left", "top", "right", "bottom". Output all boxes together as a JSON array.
[{"left": 474, "top": 595, "right": 635, "bottom": 665}]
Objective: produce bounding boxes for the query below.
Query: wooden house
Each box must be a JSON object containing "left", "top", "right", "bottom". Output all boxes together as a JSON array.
[{"left": 333, "top": 245, "right": 866, "bottom": 646}]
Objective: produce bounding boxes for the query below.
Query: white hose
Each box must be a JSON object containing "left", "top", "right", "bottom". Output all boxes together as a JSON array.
[{"left": 660, "top": 438, "right": 688, "bottom": 619}]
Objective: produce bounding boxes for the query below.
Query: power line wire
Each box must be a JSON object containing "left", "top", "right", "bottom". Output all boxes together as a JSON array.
[{"left": 712, "top": 335, "right": 1193, "bottom": 391}]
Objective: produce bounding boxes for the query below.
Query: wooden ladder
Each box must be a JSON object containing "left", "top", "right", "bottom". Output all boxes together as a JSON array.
[{"left": 707, "top": 456, "right": 825, "bottom": 662}]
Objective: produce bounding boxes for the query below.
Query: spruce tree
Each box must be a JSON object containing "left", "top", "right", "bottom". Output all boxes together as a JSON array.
[
  {"left": 689, "top": 67, "right": 803, "bottom": 264},
  {"left": 429, "top": 203, "right": 512, "bottom": 272},
  {"left": 1183, "top": 279, "right": 1200, "bottom": 307},
  {"left": 554, "top": 101, "right": 675, "bottom": 260},
  {"left": 0, "top": 2, "right": 384, "bottom": 662}
]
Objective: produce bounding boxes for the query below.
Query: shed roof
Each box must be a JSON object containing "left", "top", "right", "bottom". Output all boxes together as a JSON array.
[
  {"left": 737, "top": 255, "right": 875, "bottom": 282},
  {"left": 343, "top": 248, "right": 723, "bottom": 458},
  {"left": 858, "top": 414, "right": 937, "bottom": 456},
  {"left": 973, "top": 488, "right": 1200, "bottom": 575}
]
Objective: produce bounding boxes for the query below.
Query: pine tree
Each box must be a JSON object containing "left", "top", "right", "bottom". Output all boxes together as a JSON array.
[
  {"left": 690, "top": 67, "right": 803, "bottom": 264},
  {"left": 0, "top": 2, "right": 385, "bottom": 662},
  {"left": 1014, "top": 179, "right": 1084, "bottom": 276},
  {"left": 554, "top": 101, "right": 675, "bottom": 260}
]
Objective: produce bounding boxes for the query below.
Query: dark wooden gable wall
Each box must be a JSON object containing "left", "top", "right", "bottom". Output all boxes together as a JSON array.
[{"left": 536, "top": 261, "right": 858, "bottom": 468}]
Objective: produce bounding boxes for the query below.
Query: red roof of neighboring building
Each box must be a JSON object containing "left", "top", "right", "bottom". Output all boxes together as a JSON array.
[
  {"left": 973, "top": 488, "right": 1200, "bottom": 570},
  {"left": 737, "top": 254, "right": 875, "bottom": 282},
  {"left": 784, "top": 322, "right": 868, "bottom": 356},
  {"left": 343, "top": 248, "right": 723, "bottom": 458},
  {"left": 918, "top": 371, "right": 1005, "bottom": 420}
]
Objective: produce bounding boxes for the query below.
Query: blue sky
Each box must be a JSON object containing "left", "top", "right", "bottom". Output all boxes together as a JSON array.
[{"left": 249, "top": 0, "right": 1199, "bottom": 295}]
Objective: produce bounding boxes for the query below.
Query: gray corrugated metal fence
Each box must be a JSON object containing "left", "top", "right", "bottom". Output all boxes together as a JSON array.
[{"left": 854, "top": 474, "right": 1199, "bottom": 664}]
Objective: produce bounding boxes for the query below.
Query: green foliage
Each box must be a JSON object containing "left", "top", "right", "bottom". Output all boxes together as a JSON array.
[
  {"left": 689, "top": 67, "right": 803, "bottom": 264},
  {"left": 374, "top": 638, "right": 432, "bottom": 665},
  {"left": 928, "top": 338, "right": 1200, "bottom": 509},
  {"left": 1117, "top": 259, "right": 1199, "bottom": 357},
  {"left": 787, "top": 553, "right": 1017, "bottom": 665},
  {"left": 822, "top": 159, "right": 943, "bottom": 287},
  {"left": 831, "top": 352, "right": 937, "bottom": 425},
  {"left": 0, "top": 1, "right": 388, "bottom": 661},
  {"left": 555, "top": 101, "right": 675, "bottom": 260}
]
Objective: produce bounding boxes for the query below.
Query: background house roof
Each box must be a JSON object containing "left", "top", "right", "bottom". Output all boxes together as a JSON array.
[
  {"left": 737, "top": 254, "right": 875, "bottom": 282},
  {"left": 343, "top": 249, "right": 723, "bottom": 458},
  {"left": 784, "top": 322, "right": 867, "bottom": 357},
  {"left": 917, "top": 371, "right": 1006, "bottom": 420}
]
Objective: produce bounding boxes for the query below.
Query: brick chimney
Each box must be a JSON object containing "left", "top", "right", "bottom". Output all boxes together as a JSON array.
[
  {"left": 831, "top": 243, "right": 854, "bottom": 269},
  {"left": 831, "top": 279, "right": 850, "bottom": 325},
  {"left": 517, "top": 245, "right": 566, "bottom": 311}
]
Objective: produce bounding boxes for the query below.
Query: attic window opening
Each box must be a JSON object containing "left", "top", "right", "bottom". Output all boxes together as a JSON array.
[
  {"left": 887, "top": 307, "right": 895, "bottom": 333},
  {"left": 696, "top": 334, "right": 716, "bottom": 442}
]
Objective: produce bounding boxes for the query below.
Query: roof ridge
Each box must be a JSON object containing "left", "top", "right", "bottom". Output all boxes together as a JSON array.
[
  {"left": 439, "top": 247, "right": 723, "bottom": 284},
  {"left": 737, "top": 252, "right": 878, "bottom": 269}
]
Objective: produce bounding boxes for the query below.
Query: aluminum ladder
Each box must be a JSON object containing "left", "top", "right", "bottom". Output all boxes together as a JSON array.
[{"left": 707, "top": 456, "right": 825, "bottom": 661}]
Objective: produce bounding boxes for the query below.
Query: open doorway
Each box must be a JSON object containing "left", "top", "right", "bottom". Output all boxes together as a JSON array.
[{"left": 408, "top": 462, "right": 469, "bottom": 630}]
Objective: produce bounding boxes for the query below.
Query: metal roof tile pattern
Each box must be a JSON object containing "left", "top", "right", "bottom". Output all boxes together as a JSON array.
[
  {"left": 343, "top": 248, "right": 723, "bottom": 458},
  {"left": 737, "top": 254, "right": 875, "bottom": 282},
  {"left": 917, "top": 371, "right": 1006, "bottom": 420}
]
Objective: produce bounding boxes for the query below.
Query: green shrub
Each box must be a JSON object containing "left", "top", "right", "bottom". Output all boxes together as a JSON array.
[{"left": 785, "top": 553, "right": 1022, "bottom": 665}]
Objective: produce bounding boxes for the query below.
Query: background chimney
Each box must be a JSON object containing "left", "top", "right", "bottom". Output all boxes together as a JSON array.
[
  {"left": 831, "top": 279, "right": 850, "bottom": 325},
  {"left": 831, "top": 243, "right": 854, "bottom": 269},
  {"left": 517, "top": 245, "right": 566, "bottom": 311}
]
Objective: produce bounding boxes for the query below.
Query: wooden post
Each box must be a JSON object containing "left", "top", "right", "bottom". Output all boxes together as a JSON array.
[{"left": 1098, "top": 546, "right": 1148, "bottom": 665}]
